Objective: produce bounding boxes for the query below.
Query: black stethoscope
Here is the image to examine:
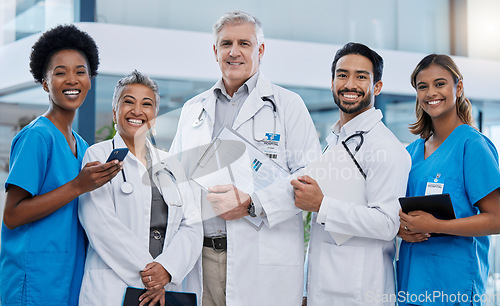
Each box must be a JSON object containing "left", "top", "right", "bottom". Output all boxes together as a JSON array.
[
  {"left": 192, "top": 96, "right": 277, "bottom": 142},
  {"left": 322, "top": 131, "right": 367, "bottom": 179},
  {"left": 111, "top": 139, "right": 183, "bottom": 206},
  {"left": 112, "top": 139, "right": 134, "bottom": 194}
]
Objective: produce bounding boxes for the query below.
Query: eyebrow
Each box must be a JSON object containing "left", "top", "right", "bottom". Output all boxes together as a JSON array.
[
  {"left": 53, "top": 64, "right": 87, "bottom": 71},
  {"left": 122, "top": 95, "right": 137, "bottom": 100},
  {"left": 336, "top": 68, "right": 370, "bottom": 75},
  {"left": 416, "top": 78, "right": 448, "bottom": 86}
]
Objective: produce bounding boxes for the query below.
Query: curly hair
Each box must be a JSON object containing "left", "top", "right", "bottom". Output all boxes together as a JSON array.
[{"left": 29, "top": 24, "right": 99, "bottom": 83}]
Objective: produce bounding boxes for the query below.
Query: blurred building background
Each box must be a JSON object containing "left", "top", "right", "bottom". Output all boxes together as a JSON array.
[{"left": 1, "top": 0, "right": 500, "bottom": 303}]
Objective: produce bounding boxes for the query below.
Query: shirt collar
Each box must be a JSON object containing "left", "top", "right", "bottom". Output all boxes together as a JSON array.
[
  {"left": 213, "top": 71, "right": 260, "bottom": 100},
  {"left": 331, "top": 107, "right": 383, "bottom": 137}
]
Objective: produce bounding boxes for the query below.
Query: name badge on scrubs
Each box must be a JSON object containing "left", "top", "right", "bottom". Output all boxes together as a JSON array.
[
  {"left": 262, "top": 133, "right": 280, "bottom": 159},
  {"left": 425, "top": 173, "right": 445, "bottom": 195}
]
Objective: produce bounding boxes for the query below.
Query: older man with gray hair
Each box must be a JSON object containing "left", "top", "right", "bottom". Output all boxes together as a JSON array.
[{"left": 171, "top": 10, "right": 320, "bottom": 306}]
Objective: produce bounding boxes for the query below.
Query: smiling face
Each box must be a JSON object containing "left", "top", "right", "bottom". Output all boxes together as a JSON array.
[
  {"left": 113, "top": 84, "right": 157, "bottom": 146},
  {"left": 415, "top": 63, "right": 463, "bottom": 122},
  {"left": 42, "top": 49, "right": 91, "bottom": 113},
  {"left": 213, "top": 22, "right": 264, "bottom": 96},
  {"left": 331, "top": 54, "right": 382, "bottom": 123}
]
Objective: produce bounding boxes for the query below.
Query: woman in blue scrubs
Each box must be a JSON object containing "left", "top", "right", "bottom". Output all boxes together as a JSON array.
[
  {"left": 0, "top": 25, "right": 122, "bottom": 305},
  {"left": 397, "top": 54, "right": 500, "bottom": 306}
]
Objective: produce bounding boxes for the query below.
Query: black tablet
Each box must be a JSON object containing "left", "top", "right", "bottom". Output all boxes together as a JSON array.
[
  {"left": 399, "top": 193, "right": 456, "bottom": 220},
  {"left": 123, "top": 287, "right": 197, "bottom": 306}
]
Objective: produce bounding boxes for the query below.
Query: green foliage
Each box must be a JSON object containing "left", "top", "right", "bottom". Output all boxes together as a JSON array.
[
  {"left": 303, "top": 211, "right": 312, "bottom": 253},
  {"left": 96, "top": 121, "right": 116, "bottom": 142}
]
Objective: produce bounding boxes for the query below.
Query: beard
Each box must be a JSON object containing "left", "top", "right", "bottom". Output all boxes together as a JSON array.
[{"left": 333, "top": 89, "right": 372, "bottom": 114}]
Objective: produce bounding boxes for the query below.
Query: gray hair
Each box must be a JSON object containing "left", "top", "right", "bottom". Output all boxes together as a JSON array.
[
  {"left": 213, "top": 11, "right": 264, "bottom": 46},
  {"left": 112, "top": 70, "right": 160, "bottom": 115}
]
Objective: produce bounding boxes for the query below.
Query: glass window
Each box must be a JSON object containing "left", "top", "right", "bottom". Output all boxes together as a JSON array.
[{"left": 95, "top": 0, "right": 449, "bottom": 54}]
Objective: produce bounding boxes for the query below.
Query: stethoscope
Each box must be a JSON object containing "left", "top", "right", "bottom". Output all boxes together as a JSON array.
[
  {"left": 192, "top": 96, "right": 277, "bottom": 142},
  {"left": 322, "top": 131, "right": 367, "bottom": 179},
  {"left": 111, "top": 139, "right": 183, "bottom": 206}
]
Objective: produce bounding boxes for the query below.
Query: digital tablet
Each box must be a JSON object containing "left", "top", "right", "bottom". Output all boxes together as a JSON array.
[
  {"left": 399, "top": 193, "right": 456, "bottom": 220},
  {"left": 123, "top": 287, "right": 197, "bottom": 306},
  {"left": 399, "top": 194, "right": 456, "bottom": 237}
]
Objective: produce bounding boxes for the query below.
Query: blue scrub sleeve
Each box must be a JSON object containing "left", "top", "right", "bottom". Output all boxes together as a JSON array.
[
  {"left": 464, "top": 136, "right": 500, "bottom": 205},
  {"left": 6, "top": 129, "right": 49, "bottom": 196}
]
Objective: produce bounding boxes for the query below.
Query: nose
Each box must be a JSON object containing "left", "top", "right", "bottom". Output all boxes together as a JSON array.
[
  {"left": 229, "top": 44, "right": 240, "bottom": 57},
  {"left": 131, "top": 103, "right": 143, "bottom": 115},
  {"left": 426, "top": 85, "right": 438, "bottom": 98},
  {"left": 344, "top": 75, "right": 357, "bottom": 90},
  {"left": 66, "top": 72, "right": 78, "bottom": 84}
]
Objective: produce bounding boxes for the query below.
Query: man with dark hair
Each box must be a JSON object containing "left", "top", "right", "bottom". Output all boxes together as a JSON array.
[{"left": 291, "top": 42, "right": 411, "bottom": 305}]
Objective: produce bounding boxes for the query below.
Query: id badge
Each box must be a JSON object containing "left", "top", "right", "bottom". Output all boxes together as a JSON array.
[
  {"left": 262, "top": 133, "right": 280, "bottom": 159},
  {"left": 425, "top": 173, "right": 445, "bottom": 195}
]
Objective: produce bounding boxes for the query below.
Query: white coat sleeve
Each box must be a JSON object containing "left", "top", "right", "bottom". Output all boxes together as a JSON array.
[
  {"left": 78, "top": 146, "right": 152, "bottom": 288},
  {"left": 316, "top": 139, "right": 411, "bottom": 241},
  {"left": 153, "top": 180, "right": 202, "bottom": 286},
  {"left": 255, "top": 91, "right": 321, "bottom": 228}
]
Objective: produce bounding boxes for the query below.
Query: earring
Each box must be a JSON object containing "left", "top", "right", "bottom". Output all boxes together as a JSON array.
[
  {"left": 151, "top": 127, "right": 157, "bottom": 136},
  {"left": 114, "top": 123, "right": 118, "bottom": 131}
]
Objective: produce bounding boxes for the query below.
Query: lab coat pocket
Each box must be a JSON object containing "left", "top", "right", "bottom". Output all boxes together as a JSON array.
[
  {"left": 258, "top": 218, "right": 302, "bottom": 266},
  {"left": 25, "top": 252, "right": 70, "bottom": 304},
  {"left": 318, "top": 243, "right": 364, "bottom": 299}
]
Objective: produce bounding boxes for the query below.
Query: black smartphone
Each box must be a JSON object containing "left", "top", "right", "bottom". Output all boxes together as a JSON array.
[{"left": 106, "top": 148, "right": 129, "bottom": 163}]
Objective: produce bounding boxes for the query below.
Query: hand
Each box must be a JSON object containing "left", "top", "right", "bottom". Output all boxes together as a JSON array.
[
  {"left": 139, "top": 287, "right": 165, "bottom": 306},
  {"left": 291, "top": 176, "right": 323, "bottom": 212},
  {"left": 206, "top": 185, "right": 251, "bottom": 220},
  {"left": 73, "top": 160, "right": 123, "bottom": 195},
  {"left": 397, "top": 222, "right": 430, "bottom": 243},
  {"left": 399, "top": 209, "right": 440, "bottom": 234},
  {"left": 140, "top": 262, "right": 171, "bottom": 291}
]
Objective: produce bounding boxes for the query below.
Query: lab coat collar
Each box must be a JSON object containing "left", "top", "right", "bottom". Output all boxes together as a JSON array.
[
  {"left": 331, "top": 107, "right": 383, "bottom": 138},
  {"left": 233, "top": 72, "right": 274, "bottom": 130}
]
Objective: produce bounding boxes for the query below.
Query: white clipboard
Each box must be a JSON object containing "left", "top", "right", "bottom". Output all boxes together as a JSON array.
[
  {"left": 191, "top": 127, "right": 289, "bottom": 229},
  {"left": 297, "top": 141, "right": 366, "bottom": 245}
]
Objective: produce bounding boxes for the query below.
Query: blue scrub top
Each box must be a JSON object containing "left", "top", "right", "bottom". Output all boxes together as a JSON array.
[
  {"left": 0, "top": 116, "right": 88, "bottom": 306},
  {"left": 397, "top": 125, "right": 500, "bottom": 306}
]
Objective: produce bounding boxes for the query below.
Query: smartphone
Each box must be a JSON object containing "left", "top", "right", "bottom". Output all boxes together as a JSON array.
[{"left": 106, "top": 148, "right": 129, "bottom": 163}]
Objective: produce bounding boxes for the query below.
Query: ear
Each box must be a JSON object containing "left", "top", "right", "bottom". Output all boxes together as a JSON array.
[
  {"left": 331, "top": 79, "right": 334, "bottom": 92},
  {"left": 373, "top": 80, "right": 383, "bottom": 96},
  {"left": 42, "top": 78, "right": 49, "bottom": 92},
  {"left": 258, "top": 43, "right": 265, "bottom": 61},
  {"left": 112, "top": 109, "right": 117, "bottom": 124},
  {"left": 456, "top": 80, "right": 464, "bottom": 98},
  {"left": 213, "top": 44, "right": 219, "bottom": 62}
]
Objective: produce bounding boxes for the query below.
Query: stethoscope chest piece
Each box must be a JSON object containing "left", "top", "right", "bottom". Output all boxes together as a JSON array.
[{"left": 121, "top": 181, "right": 134, "bottom": 194}]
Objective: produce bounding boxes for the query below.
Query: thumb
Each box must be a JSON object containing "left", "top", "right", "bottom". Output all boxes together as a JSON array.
[
  {"left": 209, "top": 184, "right": 234, "bottom": 193},
  {"left": 298, "top": 175, "right": 316, "bottom": 185}
]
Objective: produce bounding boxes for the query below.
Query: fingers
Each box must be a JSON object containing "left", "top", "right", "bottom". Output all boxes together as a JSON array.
[
  {"left": 208, "top": 184, "right": 234, "bottom": 193},
  {"left": 297, "top": 175, "right": 316, "bottom": 185}
]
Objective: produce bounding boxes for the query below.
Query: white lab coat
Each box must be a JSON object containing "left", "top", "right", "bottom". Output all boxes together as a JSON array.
[
  {"left": 170, "top": 73, "right": 321, "bottom": 306},
  {"left": 306, "top": 109, "right": 411, "bottom": 305},
  {"left": 78, "top": 133, "right": 203, "bottom": 305}
]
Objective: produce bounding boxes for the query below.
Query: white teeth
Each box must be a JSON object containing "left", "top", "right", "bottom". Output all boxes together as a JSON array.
[
  {"left": 127, "top": 119, "right": 142, "bottom": 125},
  {"left": 64, "top": 90, "right": 79, "bottom": 95},
  {"left": 428, "top": 100, "right": 441, "bottom": 105},
  {"left": 343, "top": 94, "right": 358, "bottom": 99},
  {"left": 228, "top": 62, "right": 242, "bottom": 65}
]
